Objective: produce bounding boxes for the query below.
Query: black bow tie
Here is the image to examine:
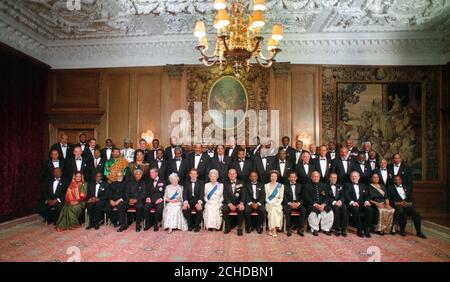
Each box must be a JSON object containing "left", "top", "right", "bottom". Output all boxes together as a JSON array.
[
  {"left": 96, "top": 182, "right": 102, "bottom": 184},
  {"left": 239, "top": 160, "right": 244, "bottom": 162},
  {"left": 290, "top": 183, "right": 296, "bottom": 186},
  {"left": 176, "top": 159, "right": 181, "bottom": 161},
  {"left": 251, "top": 182, "right": 257, "bottom": 185},
  {"left": 320, "top": 158, "right": 326, "bottom": 161},
  {"left": 54, "top": 178, "right": 60, "bottom": 181},
  {"left": 381, "top": 168, "right": 386, "bottom": 171},
  {"left": 280, "top": 161, "right": 285, "bottom": 164},
  {"left": 195, "top": 154, "right": 201, "bottom": 156},
  {"left": 157, "top": 159, "right": 162, "bottom": 162},
  {"left": 76, "top": 158, "right": 81, "bottom": 161},
  {"left": 62, "top": 144, "right": 67, "bottom": 148},
  {"left": 107, "top": 147, "right": 112, "bottom": 150},
  {"left": 231, "top": 182, "right": 236, "bottom": 185},
  {"left": 80, "top": 143, "right": 85, "bottom": 146}
]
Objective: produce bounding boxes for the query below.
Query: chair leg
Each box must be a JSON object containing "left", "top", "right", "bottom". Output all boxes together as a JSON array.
[{"left": 84, "top": 209, "right": 89, "bottom": 227}]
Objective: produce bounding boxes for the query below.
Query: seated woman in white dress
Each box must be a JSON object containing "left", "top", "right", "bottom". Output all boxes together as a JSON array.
[
  {"left": 163, "top": 173, "right": 188, "bottom": 233},
  {"left": 265, "top": 170, "right": 285, "bottom": 237},
  {"left": 202, "top": 169, "right": 224, "bottom": 231}
]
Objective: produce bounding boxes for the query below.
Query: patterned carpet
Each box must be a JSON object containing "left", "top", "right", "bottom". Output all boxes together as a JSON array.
[{"left": 0, "top": 215, "right": 449, "bottom": 262}]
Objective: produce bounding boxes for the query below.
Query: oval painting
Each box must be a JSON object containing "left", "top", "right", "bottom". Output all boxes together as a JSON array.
[{"left": 208, "top": 76, "right": 248, "bottom": 129}]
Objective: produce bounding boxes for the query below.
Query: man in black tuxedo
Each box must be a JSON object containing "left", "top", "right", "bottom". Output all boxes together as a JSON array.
[
  {"left": 91, "top": 148, "right": 106, "bottom": 179},
  {"left": 148, "top": 138, "right": 161, "bottom": 161},
  {"left": 293, "top": 140, "right": 308, "bottom": 166},
  {"left": 326, "top": 173, "right": 348, "bottom": 236},
  {"left": 100, "top": 138, "right": 114, "bottom": 161},
  {"left": 312, "top": 145, "right": 332, "bottom": 183},
  {"left": 105, "top": 171, "right": 126, "bottom": 227},
  {"left": 252, "top": 148, "right": 273, "bottom": 184},
  {"left": 137, "top": 138, "right": 151, "bottom": 162},
  {"left": 222, "top": 168, "right": 246, "bottom": 236},
  {"left": 231, "top": 148, "right": 252, "bottom": 182},
  {"left": 83, "top": 138, "right": 97, "bottom": 160},
  {"left": 64, "top": 146, "right": 93, "bottom": 181},
  {"left": 206, "top": 144, "right": 216, "bottom": 159},
  {"left": 86, "top": 172, "right": 108, "bottom": 230},
  {"left": 272, "top": 149, "right": 293, "bottom": 184},
  {"left": 309, "top": 144, "right": 318, "bottom": 160},
  {"left": 330, "top": 147, "right": 352, "bottom": 185},
  {"left": 37, "top": 168, "right": 68, "bottom": 225},
  {"left": 117, "top": 169, "right": 147, "bottom": 232},
  {"left": 149, "top": 149, "right": 168, "bottom": 181},
  {"left": 387, "top": 175, "right": 426, "bottom": 238},
  {"left": 42, "top": 149, "right": 65, "bottom": 184},
  {"left": 247, "top": 136, "right": 262, "bottom": 159},
  {"left": 350, "top": 152, "right": 372, "bottom": 185},
  {"left": 182, "top": 169, "right": 204, "bottom": 232},
  {"left": 244, "top": 171, "right": 266, "bottom": 234},
  {"left": 225, "top": 137, "right": 240, "bottom": 162},
  {"left": 345, "top": 171, "right": 373, "bottom": 238},
  {"left": 373, "top": 159, "right": 389, "bottom": 187},
  {"left": 168, "top": 147, "right": 189, "bottom": 184},
  {"left": 144, "top": 168, "right": 166, "bottom": 231},
  {"left": 326, "top": 141, "right": 337, "bottom": 160},
  {"left": 210, "top": 145, "right": 231, "bottom": 183},
  {"left": 283, "top": 172, "right": 306, "bottom": 236},
  {"left": 188, "top": 144, "right": 210, "bottom": 181},
  {"left": 295, "top": 151, "right": 315, "bottom": 185},
  {"left": 387, "top": 153, "right": 413, "bottom": 190},
  {"left": 77, "top": 133, "right": 88, "bottom": 153},
  {"left": 345, "top": 139, "right": 360, "bottom": 158},
  {"left": 280, "top": 136, "right": 296, "bottom": 164},
  {"left": 362, "top": 141, "right": 380, "bottom": 163},
  {"left": 50, "top": 133, "right": 72, "bottom": 161},
  {"left": 304, "top": 171, "right": 334, "bottom": 236},
  {"left": 164, "top": 136, "right": 182, "bottom": 161},
  {"left": 367, "top": 150, "right": 379, "bottom": 171}
]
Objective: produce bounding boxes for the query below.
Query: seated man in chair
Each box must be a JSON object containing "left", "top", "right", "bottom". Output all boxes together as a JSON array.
[{"left": 283, "top": 171, "right": 306, "bottom": 236}]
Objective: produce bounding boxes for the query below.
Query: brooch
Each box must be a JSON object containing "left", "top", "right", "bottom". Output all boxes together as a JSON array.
[{"left": 159, "top": 187, "right": 163, "bottom": 191}]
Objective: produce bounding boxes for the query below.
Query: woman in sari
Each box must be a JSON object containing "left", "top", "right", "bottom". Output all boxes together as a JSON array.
[
  {"left": 368, "top": 173, "right": 395, "bottom": 235},
  {"left": 265, "top": 170, "right": 284, "bottom": 237},
  {"left": 203, "top": 169, "right": 224, "bottom": 231},
  {"left": 127, "top": 149, "right": 150, "bottom": 181},
  {"left": 163, "top": 173, "right": 188, "bottom": 233},
  {"left": 56, "top": 171, "right": 87, "bottom": 231}
]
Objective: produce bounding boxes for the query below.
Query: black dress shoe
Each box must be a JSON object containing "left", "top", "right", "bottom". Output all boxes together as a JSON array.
[
  {"left": 312, "top": 230, "right": 319, "bottom": 236},
  {"left": 400, "top": 231, "right": 407, "bottom": 236},
  {"left": 117, "top": 225, "right": 127, "bottom": 232},
  {"left": 297, "top": 229, "right": 304, "bottom": 236},
  {"left": 136, "top": 225, "right": 141, "bottom": 232},
  {"left": 287, "top": 228, "right": 292, "bottom": 237},
  {"left": 378, "top": 231, "right": 385, "bottom": 236},
  {"left": 224, "top": 228, "right": 230, "bottom": 234},
  {"left": 342, "top": 231, "right": 347, "bottom": 237},
  {"left": 257, "top": 227, "right": 263, "bottom": 234},
  {"left": 86, "top": 224, "right": 95, "bottom": 230},
  {"left": 194, "top": 227, "right": 201, "bottom": 232},
  {"left": 188, "top": 226, "right": 194, "bottom": 231},
  {"left": 416, "top": 232, "right": 427, "bottom": 239},
  {"left": 144, "top": 224, "right": 150, "bottom": 231},
  {"left": 245, "top": 227, "right": 251, "bottom": 234},
  {"left": 323, "top": 230, "right": 332, "bottom": 236},
  {"left": 113, "top": 222, "right": 119, "bottom": 228},
  {"left": 335, "top": 230, "right": 341, "bottom": 236},
  {"left": 94, "top": 225, "right": 100, "bottom": 230},
  {"left": 365, "top": 232, "right": 371, "bottom": 238},
  {"left": 357, "top": 230, "right": 364, "bottom": 237},
  {"left": 237, "top": 229, "right": 243, "bottom": 236},
  {"left": 154, "top": 225, "right": 159, "bottom": 232}
]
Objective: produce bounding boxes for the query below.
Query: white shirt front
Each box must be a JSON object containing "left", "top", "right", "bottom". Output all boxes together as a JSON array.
[
  {"left": 52, "top": 160, "right": 60, "bottom": 168},
  {"left": 228, "top": 146, "right": 234, "bottom": 157},
  {"left": 106, "top": 148, "right": 112, "bottom": 160},
  {"left": 319, "top": 158, "right": 327, "bottom": 177},
  {"left": 279, "top": 161, "right": 285, "bottom": 176},
  {"left": 171, "top": 148, "right": 176, "bottom": 159},
  {"left": 75, "top": 158, "right": 82, "bottom": 171},
  {"left": 207, "top": 151, "right": 214, "bottom": 158},
  {"left": 303, "top": 163, "right": 309, "bottom": 175},
  {"left": 295, "top": 151, "right": 301, "bottom": 164},
  {"left": 394, "top": 163, "right": 401, "bottom": 175},
  {"left": 94, "top": 157, "right": 101, "bottom": 168},
  {"left": 353, "top": 184, "right": 360, "bottom": 199},
  {"left": 262, "top": 158, "right": 267, "bottom": 169},
  {"left": 239, "top": 159, "right": 244, "bottom": 171},
  {"left": 53, "top": 179, "right": 59, "bottom": 194},
  {"left": 89, "top": 147, "right": 95, "bottom": 159},
  {"left": 61, "top": 143, "right": 67, "bottom": 158},
  {"left": 194, "top": 154, "right": 201, "bottom": 169},
  {"left": 359, "top": 163, "right": 365, "bottom": 172},
  {"left": 342, "top": 159, "right": 348, "bottom": 173},
  {"left": 369, "top": 160, "right": 376, "bottom": 170},
  {"left": 252, "top": 183, "right": 257, "bottom": 199},
  {"left": 80, "top": 144, "right": 85, "bottom": 152},
  {"left": 95, "top": 183, "right": 100, "bottom": 197},
  {"left": 380, "top": 168, "right": 388, "bottom": 184},
  {"left": 176, "top": 159, "right": 181, "bottom": 171},
  {"left": 396, "top": 185, "right": 406, "bottom": 200},
  {"left": 156, "top": 159, "right": 162, "bottom": 169},
  {"left": 290, "top": 184, "right": 296, "bottom": 201},
  {"left": 331, "top": 184, "right": 336, "bottom": 197},
  {"left": 330, "top": 151, "right": 335, "bottom": 160},
  {"left": 191, "top": 182, "right": 196, "bottom": 197}
]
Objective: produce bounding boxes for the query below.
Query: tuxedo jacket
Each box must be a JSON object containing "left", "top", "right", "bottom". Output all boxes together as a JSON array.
[
  {"left": 42, "top": 159, "right": 65, "bottom": 184},
  {"left": 373, "top": 168, "right": 389, "bottom": 187},
  {"left": 106, "top": 181, "right": 126, "bottom": 202},
  {"left": 149, "top": 159, "right": 168, "bottom": 181},
  {"left": 325, "top": 183, "right": 346, "bottom": 205},
  {"left": 280, "top": 146, "right": 296, "bottom": 164},
  {"left": 349, "top": 160, "right": 372, "bottom": 184},
  {"left": 148, "top": 178, "right": 166, "bottom": 203},
  {"left": 283, "top": 182, "right": 304, "bottom": 206},
  {"left": 330, "top": 157, "right": 352, "bottom": 184},
  {"left": 344, "top": 182, "right": 370, "bottom": 206},
  {"left": 292, "top": 149, "right": 309, "bottom": 166},
  {"left": 387, "top": 163, "right": 412, "bottom": 189},
  {"left": 368, "top": 184, "right": 389, "bottom": 203},
  {"left": 168, "top": 158, "right": 189, "bottom": 184},
  {"left": 91, "top": 158, "right": 106, "bottom": 178},
  {"left": 183, "top": 179, "right": 204, "bottom": 206},
  {"left": 50, "top": 143, "right": 72, "bottom": 161},
  {"left": 187, "top": 152, "right": 211, "bottom": 181},
  {"left": 223, "top": 180, "right": 246, "bottom": 206},
  {"left": 100, "top": 147, "right": 113, "bottom": 161},
  {"left": 252, "top": 154, "right": 273, "bottom": 184},
  {"left": 83, "top": 146, "right": 96, "bottom": 161},
  {"left": 125, "top": 181, "right": 148, "bottom": 204},
  {"left": 164, "top": 146, "right": 184, "bottom": 161},
  {"left": 210, "top": 155, "right": 231, "bottom": 183},
  {"left": 230, "top": 159, "right": 253, "bottom": 182},
  {"left": 147, "top": 149, "right": 159, "bottom": 161},
  {"left": 87, "top": 180, "right": 108, "bottom": 202},
  {"left": 295, "top": 162, "right": 315, "bottom": 185},
  {"left": 271, "top": 158, "right": 294, "bottom": 184},
  {"left": 326, "top": 150, "right": 337, "bottom": 161},
  {"left": 303, "top": 182, "right": 331, "bottom": 212},
  {"left": 225, "top": 146, "right": 240, "bottom": 162},
  {"left": 311, "top": 156, "right": 332, "bottom": 183},
  {"left": 247, "top": 144, "right": 262, "bottom": 159},
  {"left": 64, "top": 156, "right": 93, "bottom": 181},
  {"left": 387, "top": 185, "right": 414, "bottom": 207},
  {"left": 244, "top": 182, "right": 265, "bottom": 205},
  {"left": 42, "top": 177, "right": 69, "bottom": 203}
]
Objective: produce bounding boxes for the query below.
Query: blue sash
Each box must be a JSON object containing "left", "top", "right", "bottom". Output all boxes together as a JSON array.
[
  {"left": 207, "top": 185, "right": 218, "bottom": 200},
  {"left": 169, "top": 191, "right": 179, "bottom": 200},
  {"left": 268, "top": 183, "right": 282, "bottom": 202}
]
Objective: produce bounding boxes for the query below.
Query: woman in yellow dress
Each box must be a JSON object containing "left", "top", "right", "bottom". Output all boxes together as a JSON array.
[{"left": 265, "top": 170, "right": 284, "bottom": 237}]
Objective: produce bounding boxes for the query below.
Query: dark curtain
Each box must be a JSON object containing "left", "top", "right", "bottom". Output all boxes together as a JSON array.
[{"left": 0, "top": 45, "right": 49, "bottom": 222}]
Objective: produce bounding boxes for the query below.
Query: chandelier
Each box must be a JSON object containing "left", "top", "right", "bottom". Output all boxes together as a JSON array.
[{"left": 193, "top": 0, "right": 283, "bottom": 77}]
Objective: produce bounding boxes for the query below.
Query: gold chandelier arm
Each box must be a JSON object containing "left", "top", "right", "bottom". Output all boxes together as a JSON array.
[
  {"left": 255, "top": 56, "right": 274, "bottom": 68},
  {"left": 218, "top": 35, "right": 230, "bottom": 52},
  {"left": 196, "top": 45, "right": 217, "bottom": 60},
  {"left": 250, "top": 36, "right": 263, "bottom": 54},
  {"left": 257, "top": 48, "right": 281, "bottom": 61}
]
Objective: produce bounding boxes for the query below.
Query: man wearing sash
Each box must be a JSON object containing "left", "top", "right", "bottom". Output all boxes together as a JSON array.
[
  {"left": 304, "top": 171, "right": 334, "bottom": 236},
  {"left": 104, "top": 148, "right": 129, "bottom": 182},
  {"left": 222, "top": 168, "right": 246, "bottom": 236},
  {"left": 144, "top": 168, "right": 166, "bottom": 231},
  {"left": 202, "top": 169, "right": 224, "bottom": 230}
]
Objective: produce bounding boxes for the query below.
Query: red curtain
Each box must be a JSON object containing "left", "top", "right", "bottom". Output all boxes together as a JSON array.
[{"left": 0, "top": 45, "right": 49, "bottom": 222}]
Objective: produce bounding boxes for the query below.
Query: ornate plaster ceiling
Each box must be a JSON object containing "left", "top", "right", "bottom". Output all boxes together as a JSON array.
[{"left": 0, "top": 0, "right": 449, "bottom": 68}]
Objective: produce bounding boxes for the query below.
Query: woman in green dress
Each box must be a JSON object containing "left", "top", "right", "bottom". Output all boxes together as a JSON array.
[{"left": 56, "top": 171, "right": 87, "bottom": 231}]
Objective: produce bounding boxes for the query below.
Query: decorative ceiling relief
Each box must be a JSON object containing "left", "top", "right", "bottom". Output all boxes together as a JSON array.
[{"left": 0, "top": 0, "right": 448, "bottom": 68}]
